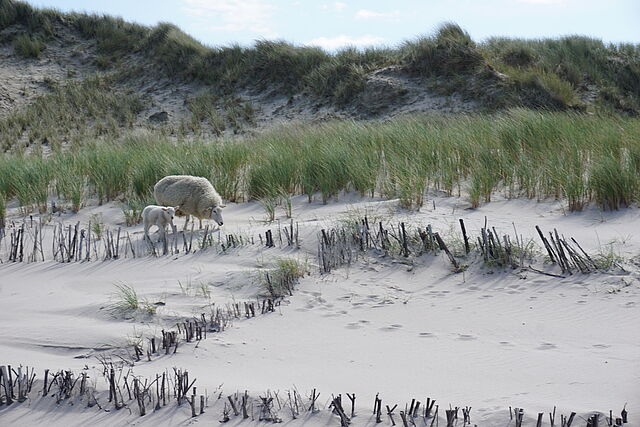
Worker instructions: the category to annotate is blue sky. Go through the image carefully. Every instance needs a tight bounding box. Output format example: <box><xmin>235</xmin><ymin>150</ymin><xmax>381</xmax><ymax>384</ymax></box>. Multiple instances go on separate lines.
<box><xmin>29</xmin><ymin>0</ymin><xmax>640</xmax><ymax>50</ymax></box>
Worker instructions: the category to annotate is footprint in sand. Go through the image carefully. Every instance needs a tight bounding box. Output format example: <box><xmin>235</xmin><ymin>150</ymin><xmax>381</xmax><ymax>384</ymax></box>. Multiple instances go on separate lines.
<box><xmin>576</xmin><ymin>300</ymin><xmax>587</xmax><ymax>304</ymax></box>
<box><xmin>345</xmin><ymin>322</ymin><xmax>363</xmax><ymax>330</ymax></box>
<box><xmin>301</xmin><ymin>291</ymin><xmax>322</xmax><ymax>297</ymax></box>
<box><xmin>321</xmin><ymin>313</ymin><xmax>342</xmax><ymax>318</ymax></box>
<box><xmin>499</xmin><ymin>341</ymin><xmax>514</xmax><ymax>346</ymax></box>
<box><xmin>537</xmin><ymin>342</ymin><xmax>557</xmax><ymax>350</ymax></box>
<box><xmin>419</xmin><ymin>332</ymin><xmax>435</xmax><ymax>338</ymax></box>
<box><xmin>480</xmin><ymin>294</ymin><xmax>494</xmax><ymax>299</ymax></box>
<box><xmin>592</xmin><ymin>344</ymin><xmax>611</xmax><ymax>349</ymax></box>
<box><xmin>457</xmin><ymin>334</ymin><xmax>476</xmax><ymax>341</ymax></box>
<box><xmin>379</xmin><ymin>324</ymin><xmax>403</xmax><ymax>332</ymax></box>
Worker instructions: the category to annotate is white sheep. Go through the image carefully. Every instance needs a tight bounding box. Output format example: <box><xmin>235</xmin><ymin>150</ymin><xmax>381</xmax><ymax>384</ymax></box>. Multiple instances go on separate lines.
<box><xmin>153</xmin><ymin>175</ymin><xmax>225</xmax><ymax>230</ymax></box>
<box><xmin>142</xmin><ymin>205</ymin><xmax>177</xmax><ymax>241</ymax></box>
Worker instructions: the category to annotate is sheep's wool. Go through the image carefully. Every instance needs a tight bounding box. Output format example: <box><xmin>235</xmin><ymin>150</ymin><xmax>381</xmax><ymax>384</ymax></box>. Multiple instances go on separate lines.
<box><xmin>154</xmin><ymin>175</ymin><xmax>223</xmax><ymax>220</ymax></box>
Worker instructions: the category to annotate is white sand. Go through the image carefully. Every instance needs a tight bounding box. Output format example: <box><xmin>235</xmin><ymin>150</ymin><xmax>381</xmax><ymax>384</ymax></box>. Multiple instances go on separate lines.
<box><xmin>1</xmin><ymin>194</ymin><xmax>638</xmax><ymax>426</ymax></box>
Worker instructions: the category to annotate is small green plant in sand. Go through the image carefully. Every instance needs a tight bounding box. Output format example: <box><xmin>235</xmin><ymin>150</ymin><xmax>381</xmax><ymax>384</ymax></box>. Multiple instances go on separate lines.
<box><xmin>261</xmin><ymin>257</ymin><xmax>308</xmax><ymax>298</ymax></box>
<box><xmin>593</xmin><ymin>243</ymin><xmax>624</xmax><ymax>270</ymax></box>
<box><xmin>108</xmin><ymin>283</ymin><xmax>156</xmax><ymax>315</ymax></box>
<box><xmin>122</xmin><ymin>195</ymin><xmax>151</xmax><ymax>226</ymax></box>
<box><xmin>197</xmin><ymin>282</ymin><xmax>211</xmax><ymax>299</ymax></box>
<box><xmin>260</xmin><ymin>196</ymin><xmax>278</xmax><ymax>222</ymax></box>
<box><xmin>89</xmin><ymin>213</ymin><xmax>105</xmax><ymax>240</ymax></box>
<box><xmin>178</xmin><ymin>278</ymin><xmax>194</xmax><ymax>296</ymax></box>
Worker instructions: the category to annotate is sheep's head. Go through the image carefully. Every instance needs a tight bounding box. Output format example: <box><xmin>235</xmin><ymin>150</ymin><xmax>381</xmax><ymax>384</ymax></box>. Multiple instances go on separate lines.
<box><xmin>209</xmin><ymin>205</ymin><xmax>225</xmax><ymax>226</ymax></box>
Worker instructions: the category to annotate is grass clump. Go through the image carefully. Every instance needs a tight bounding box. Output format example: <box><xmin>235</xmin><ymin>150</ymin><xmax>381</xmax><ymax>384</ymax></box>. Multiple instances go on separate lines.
<box><xmin>589</xmin><ymin>154</ymin><xmax>637</xmax><ymax>210</ymax></box>
<box><xmin>261</xmin><ymin>258</ymin><xmax>308</xmax><ymax>298</ymax></box>
<box><xmin>13</xmin><ymin>33</ymin><xmax>44</xmax><ymax>58</ymax></box>
<box><xmin>122</xmin><ymin>195</ymin><xmax>151</xmax><ymax>226</ymax></box>
<box><xmin>247</xmin><ymin>40</ymin><xmax>329</xmax><ymax>93</ymax></box>
<box><xmin>401</xmin><ymin>23</ymin><xmax>484</xmax><ymax>77</ymax></box>
<box><xmin>108</xmin><ymin>283</ymin><xmax>156</xmax><ymax>316</ymax></box>
<box><xmin>89</xmin><ymin>213</ymin><xmax>105</xmax><ymax>240</ymax></box>
<box><xmin>500</xmin><ymin>45</ymin><xmax>538</xmax><ymax>67</ymax></box>
<box><xmin>187</xmin><ymin>92</ymin><xmax>225</xmax><ymax>135</ymax></box>
<box><xmin>108</xmin><ymin>283</ymin><xmax>139</xmax><ymax>314</ymax></box>
<box><xmin>593</xmin><ymin>244</ymin><xmax>624</xmax><ymax>270</ymax></box>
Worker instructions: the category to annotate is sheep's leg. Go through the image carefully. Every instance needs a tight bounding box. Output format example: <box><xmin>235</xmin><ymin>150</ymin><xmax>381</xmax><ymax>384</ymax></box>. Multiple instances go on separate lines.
<box><xmin>183</xmin><ymin>215</ymin><xmax>190</xmax><ymax>231</ymax></box>
<box><xmin>199</xmin><ymin>218</ymin><xmax>203</xmax><ymax>229</ymax></box>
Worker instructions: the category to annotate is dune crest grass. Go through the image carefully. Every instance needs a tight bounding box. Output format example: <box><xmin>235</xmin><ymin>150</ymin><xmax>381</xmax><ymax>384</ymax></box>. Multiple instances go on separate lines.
<box><xmin>2</xmin><ymin>1</ymin><xmax>638</xmax><ymax>116</ymax></box>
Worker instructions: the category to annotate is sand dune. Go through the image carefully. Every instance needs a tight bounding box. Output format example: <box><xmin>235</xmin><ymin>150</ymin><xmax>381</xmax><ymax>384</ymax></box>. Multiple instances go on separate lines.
<box><xmin>1</xmin><ymin>194</ymin><xmax>638</xmax><ymax>425</ymax></box>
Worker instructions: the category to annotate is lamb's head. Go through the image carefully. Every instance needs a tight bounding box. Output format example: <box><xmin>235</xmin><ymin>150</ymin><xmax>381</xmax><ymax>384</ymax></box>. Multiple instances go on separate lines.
<box><xmin>206</xmin><ymin>205</ymin><xmax>225</xmax><ymax>226</ymax></box>
<box><xmin>161</xmin><ymin>206</ymin><xmax>177</xmax><ymax>224</ymax></box>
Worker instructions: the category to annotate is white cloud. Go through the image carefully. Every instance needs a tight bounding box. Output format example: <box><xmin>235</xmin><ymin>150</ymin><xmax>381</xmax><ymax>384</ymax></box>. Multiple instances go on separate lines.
<box><xmin>354</xmin><ymin>9</ymin><xmax>400</xmax><ymax>21</ymax></box>
<box><xmin>321</xmin><ymin>2</ymin><xmax>348</xmax><ymax>12</ymax></box>
<box><xmin>182</xmin><ymin>0</ymin><xmax>277</xmax><ymax>36</ymax></box>
<box><xmin>333</xmin><ymin>2</ymin><xmax>347</xmax><ymax>12</ymax></box>
<box><xmin>306</xmin><ymin>34</ymin><xmax>385</xmax><ymax>51</ymax></box>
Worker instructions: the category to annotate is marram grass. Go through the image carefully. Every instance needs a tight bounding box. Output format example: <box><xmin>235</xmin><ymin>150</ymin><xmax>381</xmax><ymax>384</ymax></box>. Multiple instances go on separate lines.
<box><xmin>1</xmin><ymin>110</ymin><xmax>639</xmax><ymax>214</ymax></box>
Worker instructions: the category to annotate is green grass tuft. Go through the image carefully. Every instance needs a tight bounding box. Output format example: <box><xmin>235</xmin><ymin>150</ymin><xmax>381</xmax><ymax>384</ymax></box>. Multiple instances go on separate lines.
<box><xmin>13</xmin><ymin>33</ymin><xmax>44</xmax><ymax>58</ymax></box>
<box><xmin>261</xmin><ymin>258</ymin><xmax>308</xmax><ymax>298</ymax></box>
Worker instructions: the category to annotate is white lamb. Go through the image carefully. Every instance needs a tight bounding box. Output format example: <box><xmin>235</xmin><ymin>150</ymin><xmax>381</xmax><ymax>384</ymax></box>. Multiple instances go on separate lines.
<box><xmin>153</xmin><ymin>175</ymin><xmax>225</xmax><ymax>230</ymax></box>
<box><xmin>142</xmin><ymin>205</ymin><xmax>177</xmax><ymax>241</ymax></box>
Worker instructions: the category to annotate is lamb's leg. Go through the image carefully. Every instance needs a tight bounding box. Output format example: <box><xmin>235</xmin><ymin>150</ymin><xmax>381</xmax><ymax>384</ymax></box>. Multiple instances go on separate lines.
<box><xmin>144</xmin><ymin>223</ymin><xmax>151</xmax><ymax>241</ymax></box>
<box><xmin>199</xmin><ymin>218</ymin><xmax>203</xmax><ymax>229</ymax></box>
<box><xmin>183</xmin><ymin>215</ymin><xmax>190</xmax><ymax>231</ymax></box>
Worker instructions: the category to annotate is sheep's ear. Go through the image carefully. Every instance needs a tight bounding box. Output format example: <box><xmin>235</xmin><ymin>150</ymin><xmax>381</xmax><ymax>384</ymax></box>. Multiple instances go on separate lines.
<box><xmin>174</xmin><ymin>206</ymin><xmax>180</xmax><ymax>211</ymax></box>
<box><xmin>162</xmin><ymin>207</ymin><xmax>168</xmax><ymax>211</ymax></box>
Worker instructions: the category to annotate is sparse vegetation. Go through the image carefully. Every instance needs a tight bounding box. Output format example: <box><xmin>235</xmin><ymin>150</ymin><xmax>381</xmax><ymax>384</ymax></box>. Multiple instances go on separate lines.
<box><xmin>593</xmin><ymin>244</ymin><xmax>625</xmax><ymax>270</ymax></box>
<box><xmin>122</xmin><ymin>195</ymin><xmax>150</xmax><ymax>226</ymax></box>
<box><xmin>0</xmin><ymin>75</ymin><xmax>146</xmax><ymax>151</ymax></box>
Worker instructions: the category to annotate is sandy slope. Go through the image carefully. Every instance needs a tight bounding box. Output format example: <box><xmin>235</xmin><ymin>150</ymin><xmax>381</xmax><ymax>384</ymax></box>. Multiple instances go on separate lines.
<box><xmin>0</xmin><ymin>194</ymin><xmax>638</xmax><ymax>426</ymax></box>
